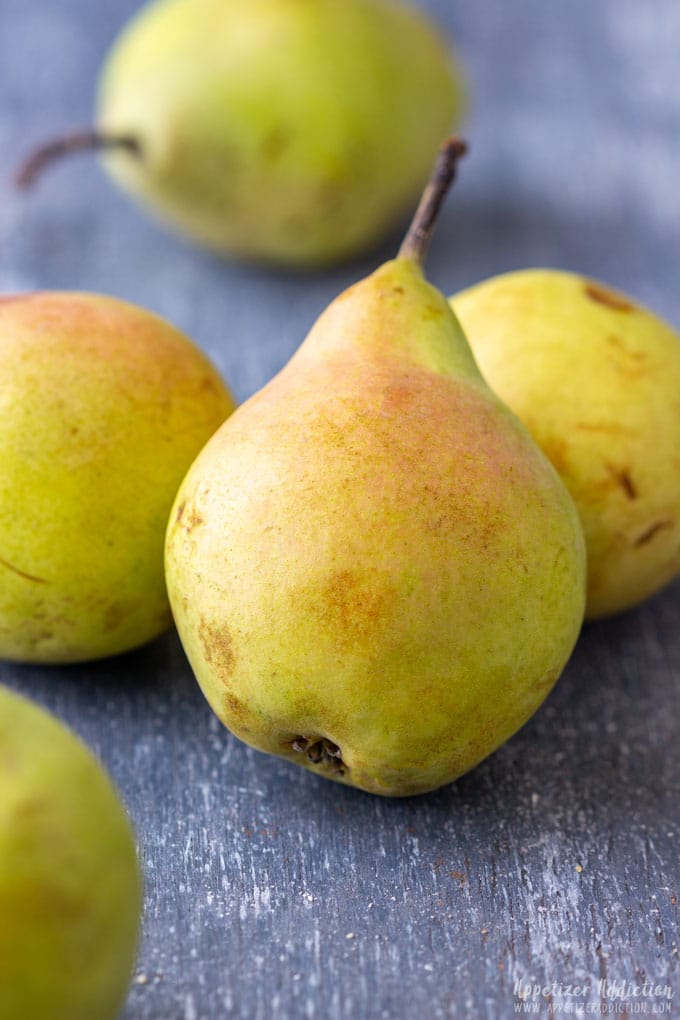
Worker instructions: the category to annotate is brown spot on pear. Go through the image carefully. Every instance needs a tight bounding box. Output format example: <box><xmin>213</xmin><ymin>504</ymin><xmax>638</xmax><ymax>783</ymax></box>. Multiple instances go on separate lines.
<box><xmin>584</xmin><ymin>282</ymin><xmax>634</xmax><ymax>312</ymax></box>
<box><xmin>198</xmin><ymin>618</ymin><xmax>236</xmax><ymax>680</ymax></box>
<box><xmin>185</xmin><ymin>506</ymin><xmax>204</xmax><ymax>532</ymax></box>
<box><xmin>634</xmin><ymin>520</ymin><xmax>673</xmax><ymax>547</ymax></box>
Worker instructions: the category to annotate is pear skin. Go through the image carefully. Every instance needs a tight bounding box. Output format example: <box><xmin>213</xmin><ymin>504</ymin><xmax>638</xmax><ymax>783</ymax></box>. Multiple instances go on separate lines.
<box><xmin>0</xmin><ymin>685</ymin><xmax>141</xmax><ymax>1020</ymax></box>
<box><xmin>451</xmin><ymin>270</ymin><xmax>680</xmax><ymax>618</ymax></box>
<box><xmin>94</xmin><ymin>0</ymin><xmax>464</xmax><ymax>266</ymax></box>
<box><xmin>165</xmin><ymin>144</ymin><xmax>586</xmax><ymax>796</ymax></box>
<box><xmin>0</xmin><ymin>292</ymin><xmax>234</xmax><ymax>663</ymax></box>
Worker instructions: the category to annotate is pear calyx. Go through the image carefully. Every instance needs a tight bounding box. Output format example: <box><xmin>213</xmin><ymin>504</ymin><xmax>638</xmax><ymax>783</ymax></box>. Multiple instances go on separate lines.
<box><xmin>291</xmin><ymin>737</ymin><xmax>346</xmax><ymax>777</ymax></box>
<box><xmin>15</xmin><ymin>129</ymin><xmax>142</xmax><ymax>189</ymax></box>
<box><xmin>398</xmin><ymin>136</ymin><xmax>467</xmax><ymax>265</ymax></box>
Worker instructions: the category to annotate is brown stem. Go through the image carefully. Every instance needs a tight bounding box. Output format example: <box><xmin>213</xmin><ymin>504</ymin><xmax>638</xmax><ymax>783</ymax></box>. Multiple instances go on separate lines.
<box><xmin>14</xmin><ymin>129</ymin><xmax>142</xmax><ymax>189</ymax></box>
<box><xmin>398</xmin><ymin>136</ymin><xmax>467</xmax><ymax>265</ymax></box>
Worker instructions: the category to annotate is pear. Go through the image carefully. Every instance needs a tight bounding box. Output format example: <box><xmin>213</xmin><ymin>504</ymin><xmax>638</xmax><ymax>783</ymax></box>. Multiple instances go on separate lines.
<box><xmin>0</xmin><ymin>292</ymin><xmax>234</xmax><ymax>664</ymax></box>
<box><xmin>165</xmin><ymin>140</ymin><xmax>586</xmax><ymax>797</ymax></box>
<box><xmin>0</xmin><ymin>684</ymin><xmax>141</xmax><ymax>1020</ymax></box>
<box><xmin>17</xmin><ymin>0</ymin><xmax>464</xmax><ymax>268</ymax></box>
<box><xmin>451</xmin><ymin>270</ymin><xmax>680</xmax><ymax>618</ymax></box>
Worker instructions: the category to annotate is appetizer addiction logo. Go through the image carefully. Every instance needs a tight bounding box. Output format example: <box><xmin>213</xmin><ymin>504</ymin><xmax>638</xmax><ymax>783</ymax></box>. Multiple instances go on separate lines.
<box><xmin>512</xmin><ymin>977</ymin><xmax>674</xmax><ymax>1014</ymax></box>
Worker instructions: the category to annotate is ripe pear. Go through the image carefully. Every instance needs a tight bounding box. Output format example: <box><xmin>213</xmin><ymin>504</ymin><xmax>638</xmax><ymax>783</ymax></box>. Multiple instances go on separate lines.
<box><xmin>165</xmin><ymin>141</ymin><xmax>586</xmax><ymax>797</ymax></box>
<box><xmin>0</xmin><ymin>684</ymin><xmax>142</xmax><ymax>1020</ymax></box>
<box><xmin>0</xmin><ymin>292</ymin><xmax>234</xmax><ymax>664</ymax></box>
<box><xmin>451</xmin><ymin>270</ymin><xmax>680</xmax><ymax>618</ymax></box>
<box><xmin>18</xmin><ymin>0</ymin><xmax>464</xmax><ymax>267</ymax></box>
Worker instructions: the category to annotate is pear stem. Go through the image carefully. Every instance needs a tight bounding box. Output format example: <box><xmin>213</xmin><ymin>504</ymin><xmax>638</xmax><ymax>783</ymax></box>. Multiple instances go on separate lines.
<box><xmin>398</xmin><ymin>137</ymin><xmax>467</xmax><ymax>266</ymax></box>
<box><xmin>14</xmin><ymin>130</ymin><xmax>142</xmax><ymax>189</ymax></box>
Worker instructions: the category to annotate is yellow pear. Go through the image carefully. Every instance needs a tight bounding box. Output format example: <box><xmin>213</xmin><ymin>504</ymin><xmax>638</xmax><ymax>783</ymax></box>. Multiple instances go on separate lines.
<box><xmin>0</xmin><ymin>684</ymin><xmax>142</xmax><ymax>1020</ymax></box>
<box><xmin>0</xmin><ymin>292</ymin><xmax>234</xmax><ymax>663</ymax></box>
<box><xmin>451</xmin><ymin>269</ymin><xmax>680</xmax><ymax>618</ymax></box>
<box><xmin>165</xmin><ymin>141</ymin><xmax>586</xmax><ymax>797</ymax></box>
<box><xmin>19</xmin><ymin>0</ymin><xmax>464</xmax><ymax>268</ymax></box>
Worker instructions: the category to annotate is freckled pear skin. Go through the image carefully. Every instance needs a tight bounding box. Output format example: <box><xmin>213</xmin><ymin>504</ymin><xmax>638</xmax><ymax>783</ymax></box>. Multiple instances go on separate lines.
<box><xmin>165</xmin><ymin>144</ymin><xmax>586</xmax><ymax>795</ymax></box>
<box><xmin>96</xmin><ymin>0</ymin><xmax>464</xmax><ymax>266</ymax></box>
<box><xmin>0</xmin><ymin>292</ymin><xmax>234</xmax><ymax>664</ymax></box>
<box><xmin>0</xmin><ymin>685</ymin><xmax>142</xmax><ymax>1020</ymax></box>
<box><xmin>451</xmin><ymin>270</ymin><xmax>680</xmax><ymax>618</ymax></box>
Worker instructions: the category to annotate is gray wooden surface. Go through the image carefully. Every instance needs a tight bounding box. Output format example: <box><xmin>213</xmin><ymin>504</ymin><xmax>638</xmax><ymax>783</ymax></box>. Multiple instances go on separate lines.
<box><xmin>1</xmin><ymin>1</ymin><xmax>679</xmax><ymax>1017</ymax></box>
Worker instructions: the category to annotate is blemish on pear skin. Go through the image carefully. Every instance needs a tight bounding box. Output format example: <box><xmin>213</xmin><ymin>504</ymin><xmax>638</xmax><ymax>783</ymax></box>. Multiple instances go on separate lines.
<box><xmin>185</xmin><ymin>506</ymin><xmax>204</xmax><ymax>532</ymax></box>
<box><xmin>529</xmin><ymin>667</ymin><xmax>560</xmax><ymax>696</ymax></box>
<box><xmin>198</xmin><ymin>617</ymin><xmax>236</xmax><ymax>678</ymax></box>
<box><xmin>104</xmin><ymin>603</ymin><xmax>125</xmax><ymax>632</ymax></box>
<box><xmin>607</xmin><ymin>466</ymin><xmax>637</xmax><ymax>500</ymax></box>
<box><xmin>224</xmin><ymin>691</ymin><xmax>248</xmax><ymax>725</ymax></box>
<box><xmin>175</xmin><ymin>500</ymin><xmax>203</xmax><ymax>532</ymax></box>
<box><xmin>0</xmin><ymin>555</ymin><xmax>47</xmax><ymax>584</ymax></box>
<box><xmin>607</xmin><ymin>334</ymin><xmax>646</xmax><ymax>360</ymax></box>
<box><xmin>15</xmin><ymin>797</ymin><xmax>49</xmax><ymax>821</ymax></box>
<box><xmin>422</xmin><ymin>304</ymin><xmax>444</xmax><ymax>321</ymax></box>
<box><xmin>584</xmin><ymin>283</ymin><xmax>633</xmax><ymax>313</ymax></box>
<box><xmin>634</xmin><ymin>520</ymin><xmax>673</xmax><ymax>547</ymax></box>
<box><xmin>261</xmin><ymin>128</ymin><xmax>289</xmax><ymax>161</ymax></box>
<box><xmin>319</xmin><ymin>569</ymin><xmax>386</xmax><ymax>643</ymax></box>
<box><xmin>199</xmin><ymin>375</ymin><xmax>222</xmax><ymax>397</ymax></box>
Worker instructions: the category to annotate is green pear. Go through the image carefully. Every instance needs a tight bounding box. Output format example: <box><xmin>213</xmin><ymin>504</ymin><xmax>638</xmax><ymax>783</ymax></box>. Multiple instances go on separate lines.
<box><xmin>451</xmin><ymin>269</ymin><xmax>680</xmax><ymax>618</ymax></box>
<box><xmin>0</xmin><ymin>684</ymin><xmax>142</xmax><ymax>1020</ymax></box>
<box><xmin>19</xmin><ymin>0</ymin><xmax>464</xmax><ymax>268</ymax></box>
<box><xmin>0</xmin><ymin>292</ymin><xmax>234</xmax><ymax>664</ymax></box>
<box><xmin>165</xmin><ymin>141</ymin><xmax>586</xmax><ymax>797</ymax></box>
